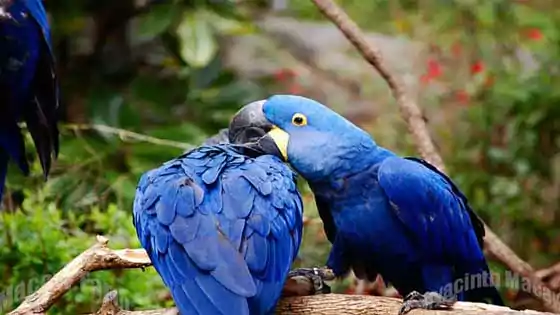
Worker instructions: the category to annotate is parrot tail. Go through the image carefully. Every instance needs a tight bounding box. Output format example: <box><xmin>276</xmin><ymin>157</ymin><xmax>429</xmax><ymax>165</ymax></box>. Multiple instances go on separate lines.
<box><xmin>0</xmin><ymin>149</ymin><xmax>8</xmax><ymax>202</ymax></box>
<box><xmin>464</xmin><ymin>284</ymin><xmax>504</xmax><ymax>306</ymax></box>
<box><xmin>0</xmin><ymin>128</ymin><xmax>30</xmax><ymax>203</ymax></box>
<box><xmin>460</xmin><ymin>265</ymin><xmax>504</xmax><ymax>306</ymax></box>
<box><xmin>23</xmin><ymin>40</ymin><xmax>60</xmax><ymax>180</ymax></box>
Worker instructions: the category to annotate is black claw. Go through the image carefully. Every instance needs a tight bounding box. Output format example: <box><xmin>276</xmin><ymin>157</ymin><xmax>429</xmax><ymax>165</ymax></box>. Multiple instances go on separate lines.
<box><xmin>288</xmin><ymin>267</ymin><xmax>332</xmax><ymax>295</ymax></box>
<box><xmin>398</xmin><ymin>291</ymin><xmax>455</xmax><ymax>315</ymax></box>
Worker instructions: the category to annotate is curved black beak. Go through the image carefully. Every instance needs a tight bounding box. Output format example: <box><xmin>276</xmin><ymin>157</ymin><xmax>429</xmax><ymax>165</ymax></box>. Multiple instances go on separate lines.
<box><xmin>228</xmin><ymin>100</ymin><xmax>271</xmax><ymax>144</ymax></box>
<box><xmin>228</xmin><ymin>100</ymin><xmax>286</xmax><ymax>160</ymax></box>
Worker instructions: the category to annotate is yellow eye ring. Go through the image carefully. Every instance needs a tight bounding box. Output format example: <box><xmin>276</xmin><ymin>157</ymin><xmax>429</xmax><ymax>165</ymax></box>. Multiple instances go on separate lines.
<box><xmin>291</xmin><ymin>113</ymin><xmax>307</xmax><ymax>126</ymax></box>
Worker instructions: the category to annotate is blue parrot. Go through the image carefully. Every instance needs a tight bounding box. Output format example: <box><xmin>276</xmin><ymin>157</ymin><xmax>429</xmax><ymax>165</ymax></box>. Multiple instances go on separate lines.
<box><xmin>0</xmin><ymin>0</ymin><xmax>59</xmax><ymax>201</ymax></box>
<box><xmin>132</xmin><ymin>124</ymin><xmax>304</xmax><ymax>315</ymax></box>
<box><xmin>228</xmin><ymin>95</ymin><xmax>504</xmax><ymax>314</ymax></box>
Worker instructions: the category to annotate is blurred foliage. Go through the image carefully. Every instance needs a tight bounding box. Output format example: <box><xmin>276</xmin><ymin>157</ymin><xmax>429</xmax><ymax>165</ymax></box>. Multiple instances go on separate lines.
<box><xmin>1</xmin><ymin>0</ymin><xmax>559</xmax><ymax>313</ymax></box>
<box><xmin>7</xmin><ymin>0</ymin><xmax>267</xmax><ymax>212</ymax></box>
<box><xmin>2</xmin><ymin>0</ymin><xmax>268</xmax><ymax>313</ymax></box>
<box><xmin>0</xmin><ymin>201</ymin><xmax>167</xmax><ymax>314</ymax></box>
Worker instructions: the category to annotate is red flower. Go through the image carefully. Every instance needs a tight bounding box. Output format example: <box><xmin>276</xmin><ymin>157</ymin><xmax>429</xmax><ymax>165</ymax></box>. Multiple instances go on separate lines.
<box><xmin>455</xmin><ymin>90</ymin><xmax>470</xmax><ymax>104</ymax></box>
<box><xmin>427</xmin><ymin>59</ymin><xmax>442</xmax><ymax>78</ymax></box>
<box><xmin>420</xmin><ymin>59</ymin><xmax>442</xmax><ymax>84</ymax></box>
<box><xmin>470</xmin><ymin>61</ymin><xmax>484</xmax><ymax>75</ymax></box>
<box><xmin>526</xmin><ymin>28</ymin><xmax>543</xmax><ymax>41</ymax></box>
<box><xmin>273</xmin><ymin>68</ymin><xmax>296</xmax><ymax>81</ymax></box>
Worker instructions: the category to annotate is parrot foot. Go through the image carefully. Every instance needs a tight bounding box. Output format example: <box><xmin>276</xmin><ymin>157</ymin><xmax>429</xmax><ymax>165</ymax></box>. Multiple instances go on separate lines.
<box><xmin>398</xmin><ymin>291</ymin><xmax>455</xmax><ymax>315</ymax></box>
<box><xmin>288</xmin><ymin>267</ymin><xmax>332</xmax><ymax>295</ymax></box>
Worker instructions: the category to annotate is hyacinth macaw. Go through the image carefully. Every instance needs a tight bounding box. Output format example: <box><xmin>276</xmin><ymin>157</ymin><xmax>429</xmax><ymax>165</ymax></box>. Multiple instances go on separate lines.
<box><xmin>132</xmin><ymin>125</ymin><xmax>305</xmax><ymax>315</ymax></box>
<box><xmin>228</xmin><ymin>95</ymin><xmax>504</xmax><ymax>314</ymax></box>
<box><xmin>0</xmin><ymin>0</ymin><xmax>60</xmax><ymax>201</ymax></box>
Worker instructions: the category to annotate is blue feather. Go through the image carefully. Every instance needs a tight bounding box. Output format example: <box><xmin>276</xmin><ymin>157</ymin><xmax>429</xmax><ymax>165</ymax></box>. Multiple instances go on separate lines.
<box><xmin>245</xmin><ymin>233</ymin><xmax>268</xmax><ymax>273</ymax></box>
<box><xmin>133</xmin><ymin>144</ymin><xmax>303</xmax><ymax>315</ymax></box>
<box><xmin>169</xmin><ymin>214</ymin><xmax>200</xmax><ymax>243</ymax></box>
<box><xmin>0</xmin><ymin>151</ymin><xmax>9</xmax><ymax>200</ymax></box>
<box><xmin>0</xmin><ymin>0</ymin><xmax>59</xmax><ymax>202</ymax></box>
<box><xmin>193</xmin><ymin>275</ymin><xmax>250</xmax><ymax>315</ymax></box>
<box><xmin>174</xmin><ymin>185</ymin><xmax>195</xmax><ymax>217</ymax></box>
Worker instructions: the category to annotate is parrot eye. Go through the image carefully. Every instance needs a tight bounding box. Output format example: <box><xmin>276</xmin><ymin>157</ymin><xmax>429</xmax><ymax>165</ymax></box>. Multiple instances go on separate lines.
<box><xmin>291</xmin><ymin>113</ymin><xmax>307</xmax><ymax>126</ymax></box>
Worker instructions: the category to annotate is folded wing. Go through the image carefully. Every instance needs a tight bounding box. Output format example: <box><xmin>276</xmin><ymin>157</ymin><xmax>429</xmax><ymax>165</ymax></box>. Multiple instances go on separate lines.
<box><xmin>133</xmin><ymin>146</ymin><xmax>303</xmax><ymax>315</ymax></box>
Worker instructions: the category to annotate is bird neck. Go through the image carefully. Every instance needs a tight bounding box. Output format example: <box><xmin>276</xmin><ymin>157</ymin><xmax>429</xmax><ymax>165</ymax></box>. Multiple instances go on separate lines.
<box><xmin>306</xmin><ymin>141</ymin><xmax>395</xmax><ymax>191</ymax></box>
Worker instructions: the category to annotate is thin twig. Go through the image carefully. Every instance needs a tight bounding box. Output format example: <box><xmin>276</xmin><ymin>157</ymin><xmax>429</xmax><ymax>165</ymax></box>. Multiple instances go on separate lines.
<box><xmin>309</xmin><ymin>0</ymin><xmax>560</xmax><ymax>313</ymax></box>
<box><xmin>310</xmin><ymin>0</ymin><xmax>444</xmax><ymax>170</ymax></box>
<box><xmin>62</xmin><ymin>124</ymin><xmax>194</xmax><ymax>150</ymax></box>
<box><xmin>536</xmin><ymin>263</ymin><xmax>560</xmax><ymax>292</ymax></box>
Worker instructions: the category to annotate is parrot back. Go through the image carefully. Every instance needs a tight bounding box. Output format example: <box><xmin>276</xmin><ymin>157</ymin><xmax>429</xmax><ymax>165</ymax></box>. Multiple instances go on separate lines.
<box><xmin>133</xmin><ymin>145</ymin><xmax>304</xmax><ymax>315</ymax></box>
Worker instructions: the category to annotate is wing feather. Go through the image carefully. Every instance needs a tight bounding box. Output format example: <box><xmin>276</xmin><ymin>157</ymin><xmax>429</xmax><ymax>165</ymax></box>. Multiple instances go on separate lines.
<box><xmin>133</xmin><ymin>146</ymin><xmax>303</xmax><ymax>315</ymax></box>
<box><xmin>24</xmin><ymin>0</ymin><xmax>60</xmax><ymax>179</ymax></box>
<box><xmin>377</xmin><ymin>157</ymin><xmax>484</xmax><ymax>265</ymax></box>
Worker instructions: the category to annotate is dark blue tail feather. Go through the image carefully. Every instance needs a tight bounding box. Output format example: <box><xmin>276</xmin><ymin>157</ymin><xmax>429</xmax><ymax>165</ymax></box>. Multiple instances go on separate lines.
<box><xmin>0</xmin><ymin>0</ymin><xmax>59</xmax><ymax>203</ymax></box>
<box><xmin>0</xmin><ymin>150</ymin><xmax>8</xmax><ymax>202</ymax></box>
<box><xmin>457</xmin><ymin>265</ymin><xmax>504</xmax><ymax>306</ymax></box>
<box><xmin>464</xmin><ymin>284</ymin><xmax>504</xmax><ymax>306</ymax></box>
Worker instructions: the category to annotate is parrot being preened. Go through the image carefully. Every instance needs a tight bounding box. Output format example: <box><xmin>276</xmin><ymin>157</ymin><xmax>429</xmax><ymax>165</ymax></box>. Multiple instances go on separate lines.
<box><xmin>132</xmin><ymin>120</ymin><xmax>305</xmax><ymax>315</ymax></box>
<box><xmin>0</xmin><ymin>0</ymin><xmax>60</xmax><ymax>201</ymax></box>
<box><xmin>228</xmin><ymin>95</ymin><xmax>504</xmax><ymax>314</ymax></box>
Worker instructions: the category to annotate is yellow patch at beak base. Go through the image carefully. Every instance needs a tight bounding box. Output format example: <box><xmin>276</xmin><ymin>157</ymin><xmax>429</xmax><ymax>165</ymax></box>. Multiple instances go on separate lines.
<box><xmin>267</xmin><ymin>126</ymin><xmax>289</xmax><ymax>161</ymax></box>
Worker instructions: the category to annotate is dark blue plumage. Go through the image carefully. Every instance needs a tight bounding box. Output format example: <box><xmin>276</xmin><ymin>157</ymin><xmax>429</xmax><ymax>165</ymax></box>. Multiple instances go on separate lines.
<box><xmin>0</xmin><ymin>0</ymin><xmax>59</xmax><ymax>200</ymax></box>
<box><xmin>229</xmin><ymin>95</ymin><xmax>504</xmax><ymax>312</ymax></box>
<box><xmin>313</xmin><ymin>156</ymin><xmax>501</xmax><ymax>304</ymax></box>
<box><xmin>133</xmin><ymin>144</ymin><xmax>303</xmax><ymax>315</ymax></box>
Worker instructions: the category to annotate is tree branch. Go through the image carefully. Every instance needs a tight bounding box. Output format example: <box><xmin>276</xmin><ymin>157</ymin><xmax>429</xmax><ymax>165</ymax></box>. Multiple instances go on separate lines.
<box><xmin>19</xmin><ymin>122</ymin><xmax>197</xmax><ymax>150</ymax></box>
<box><xmin>309</xmin><ymin>0</ymin><xmax>560</xmax><ymax>313</ymax></box>
<box><xmin>8</xmin><ymin>236</ymin><xmax>555</xmax><ymax>315</ymax></box>
<box><xmin>276</xmin><ymin>295</ymin><xmax>555</xmax><ymax>315</ymax></box>
<box><xmin>536</xmin><ymin>263</ymin><xmax>560</xmax><ymax>292</ymax></box>
<box><xmin>7</xmin><ymin>235</ymin><xmax>151</xmax><ymax>315</ymax></box>
<box><xmin>62</xmin><ymin>124</ymin><xmax>195</xmax><ymax>150</ymax></box>
<box><xmin>93</xmin><ymin>291</ymin><xmax>176</xmax><ymax>315</ymax></box>
<box><xmin>310</xmin><ymin>0</ymin><xmax>443</xmax><ymax>170</ymax></box>
<box><xmin>7</xmin><ymin>236</ymin><xmax>326</xmax><ymax>315</ymax></box>
<box><xmin>90</xmin><ymin>290</ymin><xmax>555</xmax><ymax>315</ymax></box>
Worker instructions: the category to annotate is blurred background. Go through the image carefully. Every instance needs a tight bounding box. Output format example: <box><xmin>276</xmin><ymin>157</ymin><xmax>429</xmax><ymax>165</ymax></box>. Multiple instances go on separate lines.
<box><xmin>1</xmin><ymin>0</ymin><xmax>559</xmax><ymax>313</ymax></box>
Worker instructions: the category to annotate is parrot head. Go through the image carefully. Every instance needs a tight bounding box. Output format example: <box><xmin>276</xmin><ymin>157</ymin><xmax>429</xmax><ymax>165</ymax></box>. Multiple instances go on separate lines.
<box><xmin>229</xmin><ymin>95</ymin><xmax>376</xmax><ymax>182</ymax></box>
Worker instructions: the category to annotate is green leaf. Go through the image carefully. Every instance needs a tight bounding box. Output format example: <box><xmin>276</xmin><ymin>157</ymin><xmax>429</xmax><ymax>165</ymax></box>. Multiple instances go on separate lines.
<box><xmin>203</xmin><ymin>10</ymin><xmax>255</xmax><ymax>36</ymax></box>
<box><xmin>513</xmin><ymin>5</ymin><xmax>554</xmax><ymax>28</ymax></box>
<box><xmin>136</xmin><ymin>3</ymin><xmax>178</xmax><ymax>40</ymax></box>
<box><xmin>473</xmin><ymin>2</ymin><xmax>495</xmax><ymax>28</ymax></box>
<box><xmin>175</xmin><ymin>11</ymin><xmax>218</xmax><ymax>68</ymax></box>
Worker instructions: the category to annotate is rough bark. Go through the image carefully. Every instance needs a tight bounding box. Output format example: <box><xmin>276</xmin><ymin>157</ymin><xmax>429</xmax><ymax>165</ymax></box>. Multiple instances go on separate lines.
<box><xmin>91</xmin><ymin>290</ymin><xmax>556</xmax><ymax>315</ymax></box>
<box><xmin>7</xmin><ymin>236</ymin><xmax>151</xmax><ymax>315</ymax></box>
<box><xmin>276</xmin><ymin>294</ymin><xmax>555</xmax><ymax>315</ymax></box>
<box><xmin>8</xmin><ymin>237</ymin><xmax>554</xmax><ymax>315</ymax></box>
